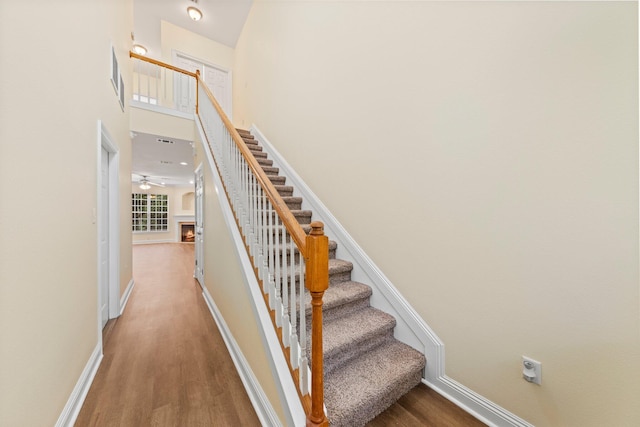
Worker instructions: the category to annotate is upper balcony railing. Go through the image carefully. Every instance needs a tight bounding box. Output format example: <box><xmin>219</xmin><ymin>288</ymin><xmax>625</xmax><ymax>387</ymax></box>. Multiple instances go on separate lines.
<box><xmin>129</xmin><ymin>51</ymin><xmax>329</xmax><ymax>427</ymax></box>
<box><xmin>130</xmin><ymin>52</ymin><xmax>198</xmax><ymax>117</ymax></box>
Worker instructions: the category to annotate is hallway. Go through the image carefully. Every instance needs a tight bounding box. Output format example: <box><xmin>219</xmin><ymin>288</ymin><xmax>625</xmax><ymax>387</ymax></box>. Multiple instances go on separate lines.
<box><xmin>76</xmin><ymin>243</ymin><xmax>260</xmax><ymax>426</ymax></box>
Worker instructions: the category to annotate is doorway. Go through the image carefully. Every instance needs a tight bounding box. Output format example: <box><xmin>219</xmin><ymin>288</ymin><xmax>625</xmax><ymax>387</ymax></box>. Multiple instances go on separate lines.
<box><xmin>99</xmin><ymin>146</ymin><xmax>110</xmax><ymax>328</ymax></box>
<box><xmin>98</xmin><ymin>121</ymin><xmax>120</xmax><ymax>331</ymax></box>
<box><xmin>173</xmin><ymin>51</ymin><xmax>232</xmax><ymax>119</ymax></box>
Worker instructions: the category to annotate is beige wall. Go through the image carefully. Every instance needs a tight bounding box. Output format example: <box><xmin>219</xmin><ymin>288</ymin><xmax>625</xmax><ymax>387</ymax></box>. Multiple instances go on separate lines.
<box><xmin>131</xmin><ymin>107</ymin><xmax>196</xmax><ymax>141</ymax></box>
<box><xmin>131</xmin><ymin>185</ymin><xmax>195</xmax><ymax>243</ymax></box>
<box><xmin>194</xmin><ymin>130</ymin><xmax>287</xmax><ymax>423</ymax></box>
<box><xmin>0</xmin><ymin>1</ymin><xmax>133</xmax><ymax>425</ymax></box>
<box><xmin>160</xmin><ymin>20</ymin><xmax>234</xmax><ymax>69</ymax></box>
<box><xmin>233</xmin><ymin>1</ymin><xmax>639</xmax><ymax>426</ymax></box>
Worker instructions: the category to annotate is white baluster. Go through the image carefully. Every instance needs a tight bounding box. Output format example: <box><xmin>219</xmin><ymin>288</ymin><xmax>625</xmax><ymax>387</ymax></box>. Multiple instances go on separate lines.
<box><xmin>299</xmin><ymin>258</ymin><xmax>308</xmax><ymax>395</ymax></box>
<box><xmin>282</xmin><ymin>225</ymin><xmax>290</xmax><ymax>347</ymax></box>
<box><xmin>274</xmin><ymin>216</ymin><xmax>282</xmax><ymax>328</ymax></box>
<box><xmin>268</xmin><ymin>203</ymin><xmax>276</xmax><ymax>310</ymax></box>
<box><xmin>290</xmin><ymin>237</ymin><xmax>299</xmax><ymax>368</ymax></box>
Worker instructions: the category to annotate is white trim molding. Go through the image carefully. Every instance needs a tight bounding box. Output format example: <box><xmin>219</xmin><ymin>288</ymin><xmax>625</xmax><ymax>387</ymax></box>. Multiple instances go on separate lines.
<box><xmin>97</xmin><ymin>121</ymin><xmax>121</xmax><ymax>321</ymax></box>
<box><xmin>55</xmin><ymin>343</ymin><xmax>102</xmax><ymax>427</ymax></box>
<box><xmin>249</xmin><ymin>124</ymin><xmax>533</xmax><ymax>427</ymax></box>
<box><xmin>120</xmin><ymin>278</ymin><xmax>135</xmax><ymax>316</ymax></box>
<box><xmin>132</xmin><ymin>239</ymin><xmax>175</xmax><ymax>245</ymax></box>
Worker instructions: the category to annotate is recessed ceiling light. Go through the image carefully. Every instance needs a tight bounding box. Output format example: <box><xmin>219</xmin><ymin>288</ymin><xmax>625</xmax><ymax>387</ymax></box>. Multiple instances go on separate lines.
<box><xmin>132</xmin><ymin>44</ymin><xmax>147</xmax><ymax>56</ymax></box>
<box><xmin>187</xmin><ymin>6</ymin><xmax>202</xmax><ymax>21</ymax></box>
<box><xmin>180</xmin><ymin>162</ymin><xmax>188</xmax><ymax>166</ymax></box>
<box><xmin>189</xmin><ymin>180</ymin><xmax>195</xmax><ymax>184</ymax></box>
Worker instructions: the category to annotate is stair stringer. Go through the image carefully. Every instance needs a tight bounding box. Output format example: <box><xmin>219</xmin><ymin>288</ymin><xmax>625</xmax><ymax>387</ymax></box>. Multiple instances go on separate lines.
<box><xmin>250</xmin><ymin>124</ymin><xmax>534</xmax><ymax>427</ymax></box>
<box><xmin>196</xmin><ymin>120</ymin><xmax>307</xmax><ymax>427</ymax></box>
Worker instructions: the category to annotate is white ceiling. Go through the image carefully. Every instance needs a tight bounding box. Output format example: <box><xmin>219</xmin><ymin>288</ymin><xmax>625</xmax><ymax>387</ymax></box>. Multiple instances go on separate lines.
<box><xmin>131</xmin><ymin>0</ymin><xmax>252</xmax><ymax>187</ymax></box>
<box><xmin>131</xmin><ymin>132</ymin><xmax>195</xmax><ymax>187</ymax></box>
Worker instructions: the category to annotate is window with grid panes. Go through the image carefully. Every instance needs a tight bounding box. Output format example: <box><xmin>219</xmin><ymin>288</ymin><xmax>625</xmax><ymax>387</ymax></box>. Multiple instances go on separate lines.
<box><xmin>132</xmin><ymin>193</ymin><xmax>168</xmax><ymax>232</ymax></box>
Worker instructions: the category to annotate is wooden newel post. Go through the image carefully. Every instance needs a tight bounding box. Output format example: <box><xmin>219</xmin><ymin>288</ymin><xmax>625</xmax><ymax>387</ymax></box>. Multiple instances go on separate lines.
<box><xmin>306</xmin><ymin>221</ymin><xmax>329</xmax><ymax>427</ymax></box>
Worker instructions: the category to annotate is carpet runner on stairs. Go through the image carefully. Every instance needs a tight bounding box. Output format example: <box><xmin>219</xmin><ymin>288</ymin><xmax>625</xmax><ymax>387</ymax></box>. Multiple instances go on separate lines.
<box><xmin>236</xmin><ymin>128</ymin><xmax>426</xmax><ymax>427</ymax></box>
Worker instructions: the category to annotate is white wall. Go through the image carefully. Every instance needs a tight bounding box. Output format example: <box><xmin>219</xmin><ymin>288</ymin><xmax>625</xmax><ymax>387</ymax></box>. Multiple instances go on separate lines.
<box><xmin>0</xmin><ymin>0</ymin><xmax>133</xmax><ymax>425</ymax></box>
<box><xmin>233</xmin><ymin>1</ymin><xmax>639</xmax><ymax>426</ymax></box>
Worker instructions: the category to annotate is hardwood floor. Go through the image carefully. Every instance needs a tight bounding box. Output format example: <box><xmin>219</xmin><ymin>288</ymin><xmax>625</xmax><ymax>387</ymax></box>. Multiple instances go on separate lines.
<box><xmin>77</xmin><ymin>243</ymin><xmax>485</xmax><ymax>427</ymax></box>
<box><xmin>75</xmin><ymin>243</ymin><xmax>260</xmax><ymax>427</ymax></box>
<box><xmin>368</xmin><ymin>383</ymin><xmax>487</xmax><ymax>427</ymax></box>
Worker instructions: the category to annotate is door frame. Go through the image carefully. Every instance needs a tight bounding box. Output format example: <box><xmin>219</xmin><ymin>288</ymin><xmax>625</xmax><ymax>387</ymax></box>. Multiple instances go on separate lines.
<box><xmin>172</xmin><ymin>50</ymin><xmax>233</xmax><ymax>120</ymax></box>
<box><xmin>97</xmin><ymin>121</ymin><xmax>121</xmax><ymax>331</ymax></box>
<box><xmin>194</xmin><ymin>163</ymin><xmax>204</xmax><ymax>285</ymax></box>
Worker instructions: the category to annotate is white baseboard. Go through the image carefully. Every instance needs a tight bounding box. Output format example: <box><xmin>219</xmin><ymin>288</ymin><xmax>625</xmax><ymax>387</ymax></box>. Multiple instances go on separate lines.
<box><xmin>120</xmin><ymin>278</ymin><xmax>135</xmax><ymax>316</ymax></box>
<box><xmin>424</xmin><ymin>377</ymin><xmax>535</xmax><ymax>427</ymax></box>
<box><xmin>132</xmin><ymin>239</ymin><xmax>174</xmax><ymax>245</ymax></box>
<box><xmin>55</xmin><ymin>343</ymin><xmax>103</xmax><ymax>427</ymax></box>
<box><xmin>201</xmin><ymin>287</ymin><xmax>284</xmax><ymax>427</ymax></box>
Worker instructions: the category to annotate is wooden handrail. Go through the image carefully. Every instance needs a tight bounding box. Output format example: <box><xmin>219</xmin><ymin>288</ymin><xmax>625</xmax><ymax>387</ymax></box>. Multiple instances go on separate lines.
<box><xmin>129</xmin><ymin>51</ymin><xmax>197</xmax><ymax>77</ymax></box>
<box><xmin>196</xmin><ymin>75</ymin><xmax>308</xmax><ymax>252</ymax></box>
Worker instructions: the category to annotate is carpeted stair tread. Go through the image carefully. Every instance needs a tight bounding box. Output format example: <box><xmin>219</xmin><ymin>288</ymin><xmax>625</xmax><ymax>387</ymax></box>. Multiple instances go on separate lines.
<box><xmin>262</xmin><ymin>166</ymin><xmax>280</xmax><ymax>175</ymax></box>
<box><xmin>313</xmin><ymin>308</ymin><xmax>396</xmax><ymax>374</ymax></box>
<box><xmin>292</xmin><ymin>210</ymin><xmax>312</xmax><ymax>225</ymax></box>
<box><xmin>257</xmin><ymin>158</ymin><xmax>274</xmax><ymax>167</ymax></box>
<box><xmin>328</xmin><ymin>258</ymin><xmax>353</xmax><ymax>285</ymax></box>
<box><xmin>243</xmin><ymin>137</ymin><xmax>259</xmax><ymax>145</ymax></box>
<box><xmin>328</xmin><ymin>258</ymin><xmax>352</xmax><ymax>276</ymax></box>
<box><xmin>268</xmin><ymin>175</ymin><xmax>286</xmax><ymax>185</ymax></box>
<box><xmin>251</xmin><ymin>150</ymin><xmax>268</xmax><ymax>159</ymax></box>
<box><xmin>324</xmin><ymin>339</ymin><xmax>426</xmax><ymax>427</ymax></box>
<box><xmin>315</xmin><ymin>281</ymin><xmax>371</xmax><ymax>315</ymax></box>
<box><xmin>236</xmin><ymin>128</ymin><xmax>252</xmax><ymax>137</ymax></box>
<box><xmin>274</xmin><ymin>185</ymin><xmax>294</xmax><ymax>197</ymax></box>
<box><xmin>297</xmin><ymin>281</ymin><xmax>372</xmax><ymax>335</ymax></box>
<box><xmin>282</xmin><ymin>258</ymin><xmax>352</xmax><ymax>286</ymax></box>
<box><xmin>282</xmin><ymin>196</ymin><xmax>303</xmax><ymax>210</ymax></box>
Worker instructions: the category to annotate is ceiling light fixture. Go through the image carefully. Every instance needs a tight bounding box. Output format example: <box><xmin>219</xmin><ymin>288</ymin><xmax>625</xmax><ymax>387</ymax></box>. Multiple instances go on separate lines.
<box><xmin>139</xmin><ymin>183</ymin><xmax>151</xmax><ymax>190</ymax></box>
<box><xmin>180</xmin><ymin>162</ymin><xmax>188</xmax><ymax>166</ymax></box>
<box><xmin>132</xmin><ymin>44</ymin><xmax>147</xmax><ymax>56</ymax></box>
<box><xmin>187</xmin><ymin>6</ymin><xmax>202</xmax><ymax>21</ymax></box>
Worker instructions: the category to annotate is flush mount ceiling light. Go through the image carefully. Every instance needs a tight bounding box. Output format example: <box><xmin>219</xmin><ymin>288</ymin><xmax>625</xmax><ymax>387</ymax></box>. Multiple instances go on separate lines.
<box><xmin>132</xmin><ymin>44</ymin><xmax>147</xmax><ymax>56</ymax></box>
<box><xmin>187</xmin><ymin>6</ymin><xmax>202</xmax><ymax>21</ymax></box>
<box><xmin>139</xmin><ymin>182</ymin><xmax>151</xmax><ymax>190</ymax></box>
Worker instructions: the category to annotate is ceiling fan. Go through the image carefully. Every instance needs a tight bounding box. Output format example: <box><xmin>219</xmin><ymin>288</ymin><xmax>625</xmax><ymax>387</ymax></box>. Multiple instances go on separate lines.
<box><xmin>134</xmin><ymin>174</ymin><xmax>165</xmax><ymax>190</ymax></box>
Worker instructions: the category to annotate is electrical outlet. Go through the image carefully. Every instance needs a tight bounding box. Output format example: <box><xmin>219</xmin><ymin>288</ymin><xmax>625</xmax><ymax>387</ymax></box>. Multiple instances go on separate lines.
<box><xmin>522</xmin><ymin>356</ymin><xmax>542</xmax><ymax>385</ymax></box>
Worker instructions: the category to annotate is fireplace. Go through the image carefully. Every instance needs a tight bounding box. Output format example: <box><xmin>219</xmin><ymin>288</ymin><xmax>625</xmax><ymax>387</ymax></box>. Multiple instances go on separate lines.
<box><xmin>180</xmin><ymin>222</ymin><xmax>195</xmax><ymax>243</ymax></box>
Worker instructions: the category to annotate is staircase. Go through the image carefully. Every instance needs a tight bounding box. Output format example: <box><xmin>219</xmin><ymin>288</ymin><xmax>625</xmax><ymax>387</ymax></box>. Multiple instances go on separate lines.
<box><xmin>236</xmin><ymin>129</ymin><xmax>426</xmax><ymax>426</ymax></box>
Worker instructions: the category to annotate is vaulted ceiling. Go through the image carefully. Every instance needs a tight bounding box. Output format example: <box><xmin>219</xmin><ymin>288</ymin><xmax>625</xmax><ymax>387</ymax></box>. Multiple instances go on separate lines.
<box><xmin>133</xmin><ymin>0</ymin><xmax>252</xmax><ymax>54</ymax></box>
